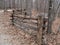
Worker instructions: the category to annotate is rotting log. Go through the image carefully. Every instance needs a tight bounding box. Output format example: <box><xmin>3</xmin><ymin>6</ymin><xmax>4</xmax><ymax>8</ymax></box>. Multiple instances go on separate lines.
<box><xmin>37</xmin><ymin>16</ymin><xmax>43</xmax><ymax>45</ymax></box>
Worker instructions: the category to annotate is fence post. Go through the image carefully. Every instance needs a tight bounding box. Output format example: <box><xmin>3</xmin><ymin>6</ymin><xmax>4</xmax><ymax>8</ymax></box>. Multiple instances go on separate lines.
<box><xmin>37</xmin><ymin>16</ymin><xmax>43</xmax><ymax>45</ymax></box>
<box><xmin>10</xmin><ymin>10</ymin><xmax>15</xmax><ymax>25</ymax></box>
